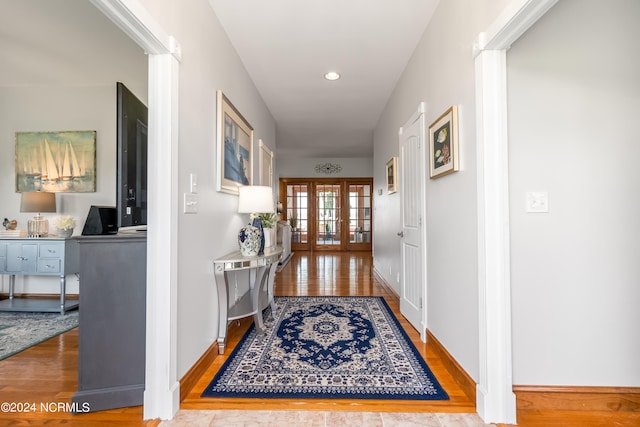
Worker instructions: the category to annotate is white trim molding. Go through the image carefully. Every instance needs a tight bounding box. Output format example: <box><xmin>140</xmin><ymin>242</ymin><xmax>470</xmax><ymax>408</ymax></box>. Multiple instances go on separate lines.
<box><xmin>143</xmin><ymin>51</ymin><xmax>181</xmax><ymax>421</ymax></box>
<box><xmin>473</xmin><ymin>0</ymin><xmax>559</xmax><ymax>424</ymax></box>
<box><xmin>91</xmin><ymin>0</ymin><xmax>181</xmax><ymax>420</ymax></box>
<box><xmin>474</xmin><ymin>47</ymin><xmax>516</xmax><ymax>424</ymax></box>
<box><xmin>90</xmin><ymin>0</ymin><xmax>182</xmax><ymax>60</ymax></box>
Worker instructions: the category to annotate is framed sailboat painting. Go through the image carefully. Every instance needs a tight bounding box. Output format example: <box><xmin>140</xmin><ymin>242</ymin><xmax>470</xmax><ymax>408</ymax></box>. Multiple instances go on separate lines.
<box><xmin>15</xmin><ymin>130</ymin><xmax>97</xmax><ymax>193</ymax></box>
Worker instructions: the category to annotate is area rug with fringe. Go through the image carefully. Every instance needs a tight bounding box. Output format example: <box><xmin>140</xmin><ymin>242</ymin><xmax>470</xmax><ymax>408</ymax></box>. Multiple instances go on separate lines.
<box><xmin>0</xmin><ymin>310</ymin><xmax>79</xmax><ymax>360</ymax></box>
<box><xmin>202</xmin><ymin>296</ymin><xmax>449</xmax><ymax>400</ymax></box>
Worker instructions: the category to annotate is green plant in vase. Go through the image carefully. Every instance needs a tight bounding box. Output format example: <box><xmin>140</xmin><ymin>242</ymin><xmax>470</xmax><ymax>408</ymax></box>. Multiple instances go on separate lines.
<box><xmin>289</xmin><ymin>213</ymin><xmax>298</xmax><ymax>230</ymax></box>
<box><xmin>251</xmin><ymin>212</ymin><xmax>277</xmax><ymax>250</ymax></box>
<box><xmin>256</xmin><ymin>212</ymin><xmax>276</xmax><ymax>228</ymax></box>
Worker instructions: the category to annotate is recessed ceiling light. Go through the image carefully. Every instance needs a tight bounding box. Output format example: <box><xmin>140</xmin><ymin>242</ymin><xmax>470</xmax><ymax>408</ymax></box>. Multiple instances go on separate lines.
<box><xmin>324</xmin><ymin>71</ymin><xmax>341</xmax><ymax>81</ymax></box>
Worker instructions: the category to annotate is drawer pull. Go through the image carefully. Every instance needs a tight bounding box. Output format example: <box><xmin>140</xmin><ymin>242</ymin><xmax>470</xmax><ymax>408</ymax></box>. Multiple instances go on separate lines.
<box><xmin>16</xmin><ymin>256</ymin><xmax>28</xmax><ymax>261</ymax></box>
<box><xmin>45</xmin><ymin>264</ymin><xmax>55</xmax><ymax>269</ymax></box>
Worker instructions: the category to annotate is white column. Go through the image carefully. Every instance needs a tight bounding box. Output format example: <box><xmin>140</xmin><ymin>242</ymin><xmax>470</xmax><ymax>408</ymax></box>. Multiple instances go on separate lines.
<box><xmin>143</xmin><ymin>51</ymin><xmax>180</xmax><ymax>420</ymax></box>
<box><xmin>474</xmin><ymin>48</ymin><xmax>517</xmax><ymax>424</ymax></box>
<box><xmin>473</xmin><ymin>2</ymin><xmax>560</xmax><ymax>422</ymax></box>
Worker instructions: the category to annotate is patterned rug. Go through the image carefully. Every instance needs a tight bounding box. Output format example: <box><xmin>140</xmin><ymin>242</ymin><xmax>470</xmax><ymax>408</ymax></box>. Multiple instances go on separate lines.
<box><xmin>202</xmin><ymin>296</ymin><xmax>448</xmax><ymax>400</ymax></box>
<box><xmin>0</xmin><ymin>310</ymin><xmax>79</xmax><ymax>360</ymax></box>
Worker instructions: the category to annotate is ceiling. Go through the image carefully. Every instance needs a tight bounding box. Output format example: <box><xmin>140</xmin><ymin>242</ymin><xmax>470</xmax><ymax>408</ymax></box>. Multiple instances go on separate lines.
<box><xmin>208</xmin><ymin>0</ymin><xmax>440</xmax><ymax>158</ymax></box>
<box><xmin>1</xmin><ymin>0</ymin><xmax>439</xmax><ymax>159</ymax></box>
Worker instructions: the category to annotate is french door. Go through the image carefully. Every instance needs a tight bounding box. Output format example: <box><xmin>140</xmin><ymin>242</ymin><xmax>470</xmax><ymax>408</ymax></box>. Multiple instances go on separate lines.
<box><xmin>280</xmin><ymin>178</ymin><xmax>372</xmax><ymax>252</ymax></box>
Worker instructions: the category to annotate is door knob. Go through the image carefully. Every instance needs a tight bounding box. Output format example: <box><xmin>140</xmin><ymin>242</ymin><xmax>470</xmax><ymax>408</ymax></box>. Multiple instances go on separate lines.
<box><xmin>397</xmin><ymin>231</ymin><xmax>404</xmax><ymax>237</ymax></box>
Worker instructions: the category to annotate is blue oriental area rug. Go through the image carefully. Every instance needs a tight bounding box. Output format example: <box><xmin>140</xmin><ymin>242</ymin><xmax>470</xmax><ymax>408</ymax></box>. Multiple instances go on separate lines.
<box><xmin>202</xmin><ymin>296</ymin><xmax>449</xmax><ymax>400</ymax></box>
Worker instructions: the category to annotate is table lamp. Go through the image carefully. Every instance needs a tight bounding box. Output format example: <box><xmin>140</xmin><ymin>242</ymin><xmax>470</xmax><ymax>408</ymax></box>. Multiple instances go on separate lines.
<box><xmin>238</xmin><ymin>185</ymin><xmax>274</xmax><ymax>256</ymax></box>
<box><xmin>21</xmin><ymin>191</ymin><xmax>56</xmax><ymax>238</ymax></box>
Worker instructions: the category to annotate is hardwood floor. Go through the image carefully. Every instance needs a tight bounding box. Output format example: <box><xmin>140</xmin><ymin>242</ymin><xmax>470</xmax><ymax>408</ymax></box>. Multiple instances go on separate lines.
<box><xmin>0</xmin><ymin>251</ymin><xmax>637</xmax><ymax>426</ymax></box>
<box><xmin>0</xmin><ymin>326</ymin><xmax>156</xmax><ymax>426</ymax></box>
<box><xmin>181</xmin><ymin>251</ymin><xmax>475</xmax><ymax>414</ymax></box>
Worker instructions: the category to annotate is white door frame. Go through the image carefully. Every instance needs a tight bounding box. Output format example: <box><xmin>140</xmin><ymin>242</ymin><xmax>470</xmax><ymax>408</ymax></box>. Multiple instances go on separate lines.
<box><xmin>258</xmin><ymin>139</ymin><xmax>274</xmax><ymax>187</ymax></box>
<box><xmin>473</xmin><ymin>0</ymin><xmax>559</xmax><ymax>423</ymax></box>
<box><xmin>90</xmin><ymin>0</ymin><xmax>181</xmax><ymax>420</ymax></box>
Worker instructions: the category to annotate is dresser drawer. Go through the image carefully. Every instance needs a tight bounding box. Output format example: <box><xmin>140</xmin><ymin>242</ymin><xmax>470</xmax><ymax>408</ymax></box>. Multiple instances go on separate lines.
<box><xmin>38</xmin><ymin>258</ymin><xmax>61</xmax><ymax>274</ymax></box>
<box><xmin>0</xmin><ymin>244</ymin><xmax>6</xmax><ymax>257</ymax></box>
<box><xmin>7</xmin><ymin>244</ymin><xmax>38</xmax><ymax>273</ymax></box>
<box><xmin>39</xmin><ymin>243</ymin><xmax>64</xmax><ymax>258</ymax></box>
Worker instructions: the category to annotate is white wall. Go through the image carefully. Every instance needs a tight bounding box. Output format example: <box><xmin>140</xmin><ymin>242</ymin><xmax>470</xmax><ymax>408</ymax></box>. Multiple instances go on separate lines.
<box><xmin>508</xmin><ymin>0</ymin><xmax>640</xmax><ymax>386</ymax></box>
<box><xmin>135</xmin><ymin>0</ymin><xmax>277</xmax><ymax>377</ymax></box>
<box><xmin>277</xmin><ymin>156</ymin><xmax>372</xmax><ymax>178</ymax></box>
<box><xmin>0</xmin><ymin>0</ymin><xmax>147</xmax><ymax>296</ymax></box>
<box><xmin>372</xmin><ymin>0</ymin><xmax>511</xmax><ymax>382</ymax></box>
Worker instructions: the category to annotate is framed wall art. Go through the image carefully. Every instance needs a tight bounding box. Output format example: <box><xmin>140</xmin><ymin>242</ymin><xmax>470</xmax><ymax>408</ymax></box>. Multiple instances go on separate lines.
<box><xmin>15</xmin><ymin>130</ymin><xmax>97</xmax><ymax>192</ymax></box>
<box><xmin>216</xmin><ymin>90</ymin><xmax>254</xmax><ymax>195</ymax></box>
<box><xmin>386</xmin><ymin>157</ymin><xmax>397</xmax><ymax>194</ymax></box>
<box><xmin>429</xmin><ymin>105</ymin><xmax>459</xmax><ymax>179</ymax></box>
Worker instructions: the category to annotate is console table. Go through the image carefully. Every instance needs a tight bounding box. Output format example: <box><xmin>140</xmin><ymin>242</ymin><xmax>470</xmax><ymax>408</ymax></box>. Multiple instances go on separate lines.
<box><xmin>0</xmin><ymin>237</ymin><xmax>79</xmax><ymax>314</ymax></box>
<box><xmin>213</xmin><ymin>246</ymin><xmax>283</xmax><ymax>354</ymax></box>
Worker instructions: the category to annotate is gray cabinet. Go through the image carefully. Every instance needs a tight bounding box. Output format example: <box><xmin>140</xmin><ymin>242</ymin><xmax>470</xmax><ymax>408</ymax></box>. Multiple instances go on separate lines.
<box><xmin>0</xmin><ymin>238</ymin><xmax>79</xmax><ymax>314</ymax></box>
<box><xmin>72</xmin><ymin>234</ymin><xmax>146</xmax><ymax>413</ymax></box>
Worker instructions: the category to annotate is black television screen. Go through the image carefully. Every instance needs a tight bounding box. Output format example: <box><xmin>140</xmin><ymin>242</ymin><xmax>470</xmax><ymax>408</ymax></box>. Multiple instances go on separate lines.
<box><xmin>116</xmin><ymin>82</ymin><xmax>148</xmax><ymax>231</ymax></box>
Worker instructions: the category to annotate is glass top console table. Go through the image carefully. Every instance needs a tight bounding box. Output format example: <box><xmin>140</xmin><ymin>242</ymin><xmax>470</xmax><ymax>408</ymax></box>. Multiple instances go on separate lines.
<box><xmin>213</xmin><ymin>246</ymin><xmax>283</xmax><ymax>354</ymax></box>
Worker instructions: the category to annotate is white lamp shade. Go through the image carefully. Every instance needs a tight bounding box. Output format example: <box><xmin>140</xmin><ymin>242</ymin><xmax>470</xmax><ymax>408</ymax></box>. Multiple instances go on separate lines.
<box><xmin>20</xmin><ymin>192</ymin><xmax>56</xmax><ymax>213</ymax></box>
<box><xmin>238</xmin><ymin>186</ymin><xmax>274</xmax><ymax>213</ymax></box>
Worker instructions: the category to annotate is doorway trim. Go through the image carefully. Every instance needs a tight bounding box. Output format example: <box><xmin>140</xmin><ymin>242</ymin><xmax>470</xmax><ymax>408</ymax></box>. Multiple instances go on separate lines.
<box><xmin>473</xmin><ymin>0</ymin><xmax>559</xmax><ymax>424</ymax></box>
<box><xmin>258</xmin><ymin>139</ymin><xmax>274</xmax><ymax>187</ymax></box>
<box><xmin>91</xmin><ymin>0</ymin><xmax>181</xmax><ymax>420</ymax></box>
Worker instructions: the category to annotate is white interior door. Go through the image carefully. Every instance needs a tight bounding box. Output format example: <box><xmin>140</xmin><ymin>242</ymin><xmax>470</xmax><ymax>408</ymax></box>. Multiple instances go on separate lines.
<box><xmin>399</xmin><ymin>104</ymin><xmax>427</xmax><ymax>342</ymax></box>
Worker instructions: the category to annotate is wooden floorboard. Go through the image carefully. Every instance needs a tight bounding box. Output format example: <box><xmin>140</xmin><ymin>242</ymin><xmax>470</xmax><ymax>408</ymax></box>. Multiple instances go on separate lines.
<box><xmin>0</xmin><ymin>328</ymin><xmax>158</xmax><ymax>426</ymax></box>
<box><xmin>0</xmin><ymin>251</ymin><xmax>637</xmax><ymax>426</ymax></box>
<box><xmin>182</xmin><ymin>251</ymin><xmax>473</xmax><ymax>413</ymax></box>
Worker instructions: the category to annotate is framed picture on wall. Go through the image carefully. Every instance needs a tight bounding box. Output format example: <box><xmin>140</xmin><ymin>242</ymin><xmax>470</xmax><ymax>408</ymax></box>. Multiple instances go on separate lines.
<box><xmin>386</xmin><ymin>157</ymin><xmax>397</xmax><ymax>194</ymax></box>
<box><xmin>429</xmin><ymin>105</ymin><xmax>459</xmax><ymax>179</ymax></box>
<box><xmin>15</xmin><ymin>130</ymin><xmax>97</xmax><ymax>193</ymax></box>
<box><xmin>216</xmin><ymin>90</ymin><xmax>254</xmax><ymax>195</ymax></box>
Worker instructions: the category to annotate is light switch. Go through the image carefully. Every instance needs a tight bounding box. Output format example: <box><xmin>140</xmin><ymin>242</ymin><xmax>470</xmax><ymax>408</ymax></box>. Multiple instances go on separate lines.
<box><xmin>184</xmin><ymin>193</ymin><xmax>198</xmax><ymax>214</ymax></box>
<box><xmin>189</xmin><ymin>173</ymin><xmax>198</xmax><ymax>193</ymax></box>
<box><xmin>526</xmin><ymin>191</ymin><xmax>548</xmax><ymax>213</ymax></box>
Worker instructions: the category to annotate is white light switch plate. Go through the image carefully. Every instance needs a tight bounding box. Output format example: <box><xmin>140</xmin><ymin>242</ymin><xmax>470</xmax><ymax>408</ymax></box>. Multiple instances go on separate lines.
<box><xmin>184</xmin><ymin>193</ymin><xmax>198</xmax><ymax>214</ymax></box>
<box><xmin>526</xmin><ymin>191</ymin><xmax>548</xmax><ymax>213</ymax></box>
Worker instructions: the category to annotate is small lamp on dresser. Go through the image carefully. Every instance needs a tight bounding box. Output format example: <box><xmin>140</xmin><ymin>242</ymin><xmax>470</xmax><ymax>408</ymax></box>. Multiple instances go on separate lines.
<box><xmin>20</xmin><ymin>191</ymin><xmax>56</xmax><ymax>238</ymax></box>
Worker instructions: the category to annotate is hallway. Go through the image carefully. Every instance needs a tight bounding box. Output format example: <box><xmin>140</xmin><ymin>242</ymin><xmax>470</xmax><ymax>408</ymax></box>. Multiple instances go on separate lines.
<box><xmin>176</xmin><ymin>251</ymin><xmax>485</xmax><ymax>425</ymax></box>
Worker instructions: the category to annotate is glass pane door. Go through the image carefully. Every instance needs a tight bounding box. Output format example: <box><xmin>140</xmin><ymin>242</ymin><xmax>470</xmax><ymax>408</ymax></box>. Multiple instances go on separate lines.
<box><xmin>286</xmin><ymin>184</ymin><xmax>308</xmax><ymax>248</ymax></box>
<box><xmin>315</xmin><ymin>184</ymin><xmax>341</xmax><ymax>249</ymax></box>
<box><xmin>280</xmin><ymin>178</ymin><xmax>372</xmax><ymax>252</ymax></box>
<box><xmin>346</xmin><ymin>183</ymin><xmax>372</xmax><ymax>250</ymax></box>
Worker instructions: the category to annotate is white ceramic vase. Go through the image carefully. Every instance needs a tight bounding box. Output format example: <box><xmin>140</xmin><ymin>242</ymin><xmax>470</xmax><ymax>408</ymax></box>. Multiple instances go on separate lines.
<box><xmin>238</xmin><ymin>224</ymin><xmax>261</xmax><ymax>256</ymax></box>
<box><xmin>57</xmin><ymin>228</ymin><xmax>73</xmax><ymax>238</ymax></box>
<box><xmin>263</xmin><ymin>227</ymin><xmax>276</xmax><ymax>250</ymax></box>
